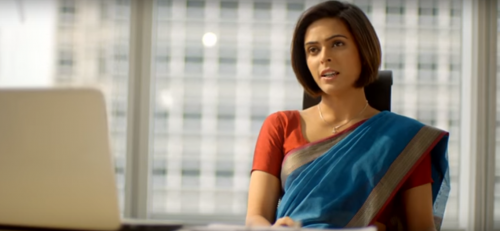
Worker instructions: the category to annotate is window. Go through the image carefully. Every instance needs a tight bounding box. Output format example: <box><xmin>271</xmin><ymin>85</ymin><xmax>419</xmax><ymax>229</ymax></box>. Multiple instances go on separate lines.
<box><xmin>58</xmin><ymin>49</ymin><xmax>74</xmax><ymax>76</ymax></box>
<box><xmin>417</xmin><ymin>109</ymin><xmax>436</xmax><ymax>126</ymax></box>
<box><xmin>417</xmin><ymin>52</ymin><xmax>438</xmax><ymax>82</ymax></box>
<box><xmin>286</xmin><ymin>2</ymin><xmax>304</xmax><ymax>21</ymax></box>
<box><xmin>218</xmin><ymin>47</ymin><xmax>237</xmax><ymax>74</ymax></box>
<box><xmin>215</xmin><ymin>162</ymin><xmax>234</xmax><ymax>188</ymax></box>
<box><xmin>252</xmin><ymin>22</ymin><xmax>271</xmax><ymax>43</ymax></box>
<box><xmin>253</xmin><ymin>1</ymin><xmax>271</xmax><ymax>20</ymax></box>
<box><xmin>220</xmin><ymin>1</ymin><xmax>238</xmax><ymax>19</ymax></box>
<box><xmin>251</xmin><ymin>48</ymin><xmax>270</xmax><ymax>75</ymax></box>
<box><xmin>354</xmin><ymin>0</ymin><xmax>372</xmax><ymax>16</ymax></box>
<box><xmin>98</xmin><ymin>48</ymin><xmax>107</xmax><ymax>75</ymax></box>
<box><xmin>155</xmin><ymin>46</ymin><xmax>171</xmax><ymax>76</ymax></box>
<box><xmin>384</xmin><ymin>51</ymin><xmax>405</xmax><ymax>82</ymax></box>
<box><xmin>284</xmin><ymin>81</ymin><xmax>303</xmax><ymax>111</ymax></box>
<box><xmin>219</xmin><ymin>22</ymin><xmax>238</xmax><ymax>44</ymax></box>
<box><xmin>449</xmin><ymin>54</ymin><xmax>461</xmax><ymax>83</ymax></box>
<box><xmin>157</xmin><ymin>0</ymin><xmax>172</xmax><ymax>20</ymax></box>
<box><xmin>59</xmin><ymin>0</ymin><xmax>76</xmax><ymax>23</ymax></box>
<box><xmin>186</xmin><ymin>0</ymin><xmax>204</xmax><ymax>18</ymax></box>
<box><xmin>450</xmin><ymin>0</ymin><xmax>462</xmax><ymax>31</ymax></box>
<box><xmin>151</xmin><ymin>156</ymin><xmax>167</xmax><ymax>197</ymax></box>
<box><xmin>181</xmin><ymin>160</ymin><xmax>200</xmax><ymax>187</ymax></box>
<box><xmin>113</xmin><ymin>44</ymin><xmax>128</xmax><ymax>76</ymax></box>
<box><xmin>100</xmin><ymin>0</ymin><xmax>111</xmax><ymax>21</ymax></box>
<box><xmin>285</xmin><ymin>58</ymin><xmax>294</xmax><ymax>77</ymax></box>
<box><xmin>184</xmin><ymin>46</ymin><xmax>204</xmax><ymax>73</ymax></box>
<box><xmin>185</xmin><ymin>22</ymin><xmax>205</xmax><ymax>43</ymax></box>
<box><xmin>217</xmin><ymin>79</ymin><xmax>236</xmax><ymax>132</ymax></box>
<box><xmin>217</xmin><ymin>107</ymin><xmax>235</xmax><ymax>132</ymax></box>
<box><xmin>418</xmin><ymin>0</ymin><xmax>439</xmax><ymax>25</ymax></box>
<box><xmin>384</xmin><ymin>28</ymin><xmax>405</xmax><ymax>49</ymax></box>
<box><xmin>385</xmin><ymin>52</ymin><xmax>405</xmax><ymax>70</ymax></box>
<box><xmin>250</xmin><ymin>103</ymin><xmax>268</xmax><ymax>134</ymax></box>
<box><xmin>115</xmin><ymin>0</ymin><xmax>130</xmax><ymax>21</ymax></box>
<box><xmin>386</xmin><ymin>0</ymin><xmax>405</xmax><ymax>24</ymax></box>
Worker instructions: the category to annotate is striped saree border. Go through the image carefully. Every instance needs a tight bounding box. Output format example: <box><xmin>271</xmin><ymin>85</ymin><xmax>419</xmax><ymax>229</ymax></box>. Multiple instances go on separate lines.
<box><xmin>280</xmin><ymin>131</ymin><xmax>352</xmax><ymax>190</ymax></box>
<box><xmin>345</xmin><ymin>125</ymin><xmax>445</xmax><ymax>227</ymax></box>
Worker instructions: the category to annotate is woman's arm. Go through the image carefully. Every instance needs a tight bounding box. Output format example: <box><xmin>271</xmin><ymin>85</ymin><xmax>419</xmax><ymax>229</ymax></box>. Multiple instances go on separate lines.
<box><xmin>246</xmin><ymin>112</ymin><xmax>288</xmax><ymax>226</ymax></box>
<box><xmin>245</xmin><ymin>170</ymin><xmax>282</xmax><ymax>227</ymax></box>
<box><xmin>402</xmin><ymin>183</ymin><xmax>436</xmax><ymax>231</ymax></box>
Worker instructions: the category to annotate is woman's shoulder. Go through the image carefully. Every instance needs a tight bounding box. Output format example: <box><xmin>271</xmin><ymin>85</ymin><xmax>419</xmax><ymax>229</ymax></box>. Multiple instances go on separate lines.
<box><xmin>382</xmin><ymin>111</ymin><xmax>422</xmax><ymax>125</ymax></box>
<box><xmin>380</xmin><ymin>111</ymin><xmax>448</xmax><ymax>133</ymax></box>
<box><xmin>260</xmin><ymin>110</ymin><xmax>303</xmax><ymax>140</ymax></box>
<box><xmin>264</xmin><ymin>110</ymin><xmax>301</xmax><ymax>125</ymax></box>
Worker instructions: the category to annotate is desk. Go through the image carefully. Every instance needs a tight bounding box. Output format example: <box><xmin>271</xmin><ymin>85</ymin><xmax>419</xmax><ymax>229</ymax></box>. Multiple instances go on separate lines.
<box><xmin>0</xmin><ymin>224</ymin><xmax>182</xmax><ymax>231</ymax></box>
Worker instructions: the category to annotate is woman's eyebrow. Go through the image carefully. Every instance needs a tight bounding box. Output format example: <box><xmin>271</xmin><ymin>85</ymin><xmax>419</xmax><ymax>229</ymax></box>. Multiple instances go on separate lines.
<box><xmin>304</xmin><ymin>34</ymin><xmax>347</xmax><ymax>46</ymax></box>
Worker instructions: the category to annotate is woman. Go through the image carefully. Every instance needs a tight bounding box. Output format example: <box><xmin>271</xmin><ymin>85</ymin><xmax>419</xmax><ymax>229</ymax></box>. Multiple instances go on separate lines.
<box><xmin>245</xmin><ymin>1</ymin><xmax>450</xmax><ymax>231</ymax></box>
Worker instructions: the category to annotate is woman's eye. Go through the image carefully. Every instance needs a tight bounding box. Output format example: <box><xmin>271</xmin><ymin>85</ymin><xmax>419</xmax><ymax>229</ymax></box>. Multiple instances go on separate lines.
<box><xmin>333</xmin><ymin>41</ymin><xmax>345</xmax><ymax>47</ymax></box>
<box><xmin>308</xmin><ymin>47</ymin><xmax>319</xmax><ymax>53</ymax></box>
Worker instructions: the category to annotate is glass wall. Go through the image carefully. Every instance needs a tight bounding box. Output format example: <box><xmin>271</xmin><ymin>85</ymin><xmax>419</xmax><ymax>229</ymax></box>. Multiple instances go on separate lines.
<box><xmin>148</xmin><ymin>0</ymin><xmax>463</xmax><ymax>228</ymax></box>
<box><xmin>0</xmin><ymin>0</ymin><xmax>474</xmax><ymax>228</ymax></box>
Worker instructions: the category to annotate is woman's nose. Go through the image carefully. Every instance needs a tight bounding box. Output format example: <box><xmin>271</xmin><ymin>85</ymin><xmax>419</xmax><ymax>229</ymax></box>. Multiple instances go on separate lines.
<box><xmin>320</xmin><ymin>57</ymin><xmax>332</xmax><ymax>64</ymax></box>
<box><xmin>320</xmin><ymin>50</ymin><xmax>332</xmax><ymax>64</ymax></box>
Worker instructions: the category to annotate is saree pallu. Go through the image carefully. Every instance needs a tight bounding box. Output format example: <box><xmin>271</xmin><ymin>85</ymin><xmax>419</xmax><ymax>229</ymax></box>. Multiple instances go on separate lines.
<box><xmin>276</xmin><ymin>111</ymin><xmax>450</xmax><ymax>230</ymax></box>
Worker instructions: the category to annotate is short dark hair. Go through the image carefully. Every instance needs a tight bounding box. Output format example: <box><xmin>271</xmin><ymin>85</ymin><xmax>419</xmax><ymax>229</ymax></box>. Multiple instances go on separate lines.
<box><xmin>291</xmin><ymin>1</ymin><xmax>381</xmax><ymax>97</ymax></box>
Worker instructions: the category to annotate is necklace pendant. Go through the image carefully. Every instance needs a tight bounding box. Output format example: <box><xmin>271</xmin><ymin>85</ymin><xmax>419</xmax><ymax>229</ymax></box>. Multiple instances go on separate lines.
<box><xmin>332</xmin><ymin>127</ymin><xmax>337</xmax><ymax>133</ymax></box>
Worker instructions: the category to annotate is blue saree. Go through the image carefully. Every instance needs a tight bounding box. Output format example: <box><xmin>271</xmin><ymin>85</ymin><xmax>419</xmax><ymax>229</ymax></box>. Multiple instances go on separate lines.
<box><xmin>277</xmin><ymin>111</ymin><xmax>450</xmax><ymax>230</ymax></box>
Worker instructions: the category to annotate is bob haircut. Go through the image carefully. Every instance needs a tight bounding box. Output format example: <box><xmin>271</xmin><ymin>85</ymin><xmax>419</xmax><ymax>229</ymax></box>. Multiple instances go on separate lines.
<box><xmin>291</xmin><ymin>1</ymin><xmax>381</xmax><ymax>97</ymax></box>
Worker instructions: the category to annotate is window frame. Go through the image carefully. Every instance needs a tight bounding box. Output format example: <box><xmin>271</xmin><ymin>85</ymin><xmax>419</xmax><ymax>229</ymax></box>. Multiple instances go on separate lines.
<box><xmin>123</xmin><ymin>0</ymin><xmax>155</xmax><ymax>219</ymax></box>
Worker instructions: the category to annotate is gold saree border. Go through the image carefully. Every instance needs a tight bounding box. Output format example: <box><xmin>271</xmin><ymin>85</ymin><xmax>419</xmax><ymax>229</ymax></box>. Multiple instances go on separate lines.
<box><xmin>280</xmin><ymin>131</ymin><xmax>352</xmax><ymax>190</ymax></box>
<box><xmin>345</xmin><ymin>125</ymin><xmax>446</xmax><ymax>227</ymax></box>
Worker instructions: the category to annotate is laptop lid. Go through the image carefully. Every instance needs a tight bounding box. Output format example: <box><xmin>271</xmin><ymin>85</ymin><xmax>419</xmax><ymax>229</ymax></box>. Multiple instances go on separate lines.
<box><xmin>0</xmin><ymin>88</ymin><xmax>121</xmax><ymax>231</ymax></box>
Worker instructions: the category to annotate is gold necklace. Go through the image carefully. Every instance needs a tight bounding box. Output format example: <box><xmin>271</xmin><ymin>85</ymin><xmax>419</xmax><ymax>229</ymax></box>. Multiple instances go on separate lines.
<box><xmin>318</xmin><ymin>101</ymin><xmax>369</xmax><ymax>133</ymax></box>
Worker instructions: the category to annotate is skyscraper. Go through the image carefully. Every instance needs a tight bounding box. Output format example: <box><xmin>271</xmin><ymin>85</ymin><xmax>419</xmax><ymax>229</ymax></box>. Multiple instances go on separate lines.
<box><xmin>52</xmin><ymin>0</ymin><xmax>462</xmax><ymax>227</ymax></box>
<box><xmin>54</xmin><ymin>0</ymin><xmax>131</xmax><ymax>209</ymax></box>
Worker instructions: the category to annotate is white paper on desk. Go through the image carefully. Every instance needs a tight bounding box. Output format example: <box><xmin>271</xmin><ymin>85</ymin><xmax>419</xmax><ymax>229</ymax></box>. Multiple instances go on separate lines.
<box><xmin>178</xmin><ymin>223</ymin><xmax>377</xmax><ymax>231</ymax></box>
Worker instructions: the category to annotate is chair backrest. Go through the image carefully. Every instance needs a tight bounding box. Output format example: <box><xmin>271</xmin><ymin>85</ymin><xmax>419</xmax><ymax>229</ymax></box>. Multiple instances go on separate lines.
<box><xmin>302</xmin><ymin>70</ymin><xmax>393</xmax><ymax>111</ymax></box>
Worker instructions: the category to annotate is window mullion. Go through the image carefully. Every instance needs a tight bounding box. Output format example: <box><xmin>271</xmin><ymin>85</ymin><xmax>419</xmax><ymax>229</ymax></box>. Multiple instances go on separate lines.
<box><xmin>124</xmin><ymin>0</ymin><xmax>155</xmax><ymax>219</ymax></box>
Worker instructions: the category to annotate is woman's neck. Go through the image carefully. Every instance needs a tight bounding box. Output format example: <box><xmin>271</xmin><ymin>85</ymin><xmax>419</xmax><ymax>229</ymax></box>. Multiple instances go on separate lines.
<box><xmin>318</xmin><ymin>88</ymin><xmax>369</xmax><ymax>124</ymax></box>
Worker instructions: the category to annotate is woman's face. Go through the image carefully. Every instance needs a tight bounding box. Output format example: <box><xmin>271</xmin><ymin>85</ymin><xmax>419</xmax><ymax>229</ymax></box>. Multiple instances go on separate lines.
<box><xmin>304</xmin><ymin>17</ymin><xmax>362</xmax><ymax>95</ymax></box>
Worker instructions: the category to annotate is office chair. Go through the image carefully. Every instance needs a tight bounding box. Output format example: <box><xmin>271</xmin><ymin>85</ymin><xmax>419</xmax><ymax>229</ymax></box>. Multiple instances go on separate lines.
<box><xmin>302</xmin><ymin>70</ymin><xmax>393</xmax><ymax>111</ymax></box>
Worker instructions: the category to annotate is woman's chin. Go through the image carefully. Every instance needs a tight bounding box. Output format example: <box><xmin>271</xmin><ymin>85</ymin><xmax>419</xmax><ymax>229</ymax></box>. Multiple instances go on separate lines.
<box><xmin>320</xmin><ymin>87</ymin><xmax>349</xmax><ymax>96</ymax></box>
<box><xmin>319</xmin><ymin>83</ymin><xmax>359</xmax><ymax>97</ymax></box>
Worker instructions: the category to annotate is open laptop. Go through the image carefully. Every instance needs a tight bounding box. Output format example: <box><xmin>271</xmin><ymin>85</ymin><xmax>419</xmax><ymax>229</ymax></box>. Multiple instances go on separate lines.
<box><xmin>0</xmin><ymin>88</ymin><xmax>182</xmax><ymax>231</ymax></box>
